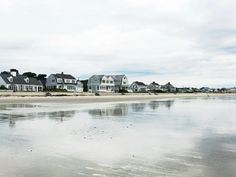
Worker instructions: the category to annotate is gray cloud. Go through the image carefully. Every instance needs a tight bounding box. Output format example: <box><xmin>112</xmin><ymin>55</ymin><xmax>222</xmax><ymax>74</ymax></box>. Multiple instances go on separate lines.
<box><xmin>0</xmin><ymin>0</ymin><xmax>236</xmax><ymax>87</ymax></box>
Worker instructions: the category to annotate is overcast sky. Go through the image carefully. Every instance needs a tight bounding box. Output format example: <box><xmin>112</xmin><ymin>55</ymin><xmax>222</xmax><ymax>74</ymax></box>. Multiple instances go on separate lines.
<box><xmin>0</xmin><ymin>0</ymin><xmax>236</xmax><ymax>87</ymax></box>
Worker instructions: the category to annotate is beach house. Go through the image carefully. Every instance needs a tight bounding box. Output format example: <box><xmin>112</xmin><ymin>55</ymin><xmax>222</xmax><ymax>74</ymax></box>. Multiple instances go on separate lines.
<box><xmin>129</xmin><ymin>81</ymin><xmax>147</xmax><ymax>92</ymax></box>
<box><xmin>0</xmin><ymin>69</ymin><xmax>43</xmax><ymax>92</ymax></box>
<box><xmin>161</xmin><ymin>82</ymin><xmax>176</xmax><ymax>92</ymax></box>
<box><xmin>87</xmin><ymin>75</ymin><xmax>115</xmax><ymax>93</ymax></box>
<box><xmin>111</xmin><ymin>75</ymin><xmax>129</xmax><ymax>92</ymax></box>
<box><xmin>147</xmin><ymin>82</ymin><xmax>161</xmax><ymax>92</ymax></box>
<box><xmin>46</xmin><ymin>72</ymin><xmax>82</xmax><ymax>92</ymax></box>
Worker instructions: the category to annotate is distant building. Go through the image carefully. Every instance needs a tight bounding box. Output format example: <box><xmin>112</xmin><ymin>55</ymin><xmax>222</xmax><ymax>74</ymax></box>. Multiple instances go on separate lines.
<box><xmin>111</xmin><ymin>75</ymin><xmax>129</xmax><ymax>92</ymax></box>
<box><xmin>200</xmin><ymin>87</ymin><xmax>211</xmax><ymax>93</ymax></box>
<box><xmin>129</xmin><ymin>81</ymin><xmax>147</xmax><ymax>92</ymax></box>
<box><xmin>76</xmin><ymin>81</ymin><xmax>84</xmax><ymax>92</ymax></box>
<box><xmin>176</xmin><ymin>87</ymin><xmax>193</xmax><ymax>93</ymax></box>
<box><xmin>87</xmin><ymin>74</ymin><xmax>129</xmax><ymax>93</ymax></box>
<box><xmin>37</xmin><ymin>74</ymin><xmax>47</xmax><ymax>91</ymax></box>
<box><xmin>0</xmin><ymin>69</ymin><xmax>43</xmax><ymax>92</ymax></box>
<box><xmin>46</xmin><ymin>72</ymin><xmax>82</xmax><ymax>92</ymax></box>
<box><xmin>161</xmin><ymin>82</ymin><xmax>176</xmax><ymax>92</ymax></box>
<box><xmin>147</xmin><ymin>82</ymin><xmax>161</xmax><ymax>92</ymax></box>
<box><xmin>87</xmin><ymin>75</ymin><xmax>115</xmax><ymax>93</ymax></box>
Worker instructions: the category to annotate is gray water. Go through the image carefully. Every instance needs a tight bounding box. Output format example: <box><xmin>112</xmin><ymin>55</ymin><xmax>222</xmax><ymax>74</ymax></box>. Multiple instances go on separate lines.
<box><xmin>0</xmin><ymin>96</ymin><xmax>236</xmax><ymax>177</ymax></box>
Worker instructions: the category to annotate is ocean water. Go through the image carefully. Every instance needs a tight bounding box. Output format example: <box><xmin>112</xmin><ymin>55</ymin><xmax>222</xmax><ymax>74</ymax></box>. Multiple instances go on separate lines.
<box><xmin>0</xmin><ymin>96</ymin><xmax>236</xmax><ymax>177</ymax></box>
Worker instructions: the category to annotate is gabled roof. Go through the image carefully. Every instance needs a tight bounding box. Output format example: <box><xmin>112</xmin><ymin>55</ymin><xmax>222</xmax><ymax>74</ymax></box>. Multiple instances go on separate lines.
<box><xmin>0</xmin><ymin>73</ymin><xmax>43</xmax><ymax>86</ymax></box>
<box><xmin>89</xmin><ymin>75</ymin><xmax>105</xmax><ymax>82</ymax></box>
<box><xmin>53</xmin><ymin>74</ymin><xmax>76</xmax><ymax>80</ymax></box>
<box><xmin>163</xmin><ymin>82</ymin><xmax>174</xmax><ymax>88</ymax></box>
<box><xmin>150</xmin><ymin>82</ymin><xmax>159</xmax><ymax>86</ymax></box>
<box><xmin>111</xmin><ymin>75</ymin><xmax>126</xmax><ymax>81</ymax></box>
<box><xmin>133</xmin><ymin>81</ymin><xmax>147</xmax><ymax>86</ymax></box>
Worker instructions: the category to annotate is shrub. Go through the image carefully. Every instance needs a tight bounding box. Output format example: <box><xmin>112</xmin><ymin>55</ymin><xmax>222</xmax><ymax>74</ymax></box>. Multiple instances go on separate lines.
<box><xmin>0</xmin><ymin>85</ymin><xmax>8</xmax><ymax>90</ymax></box>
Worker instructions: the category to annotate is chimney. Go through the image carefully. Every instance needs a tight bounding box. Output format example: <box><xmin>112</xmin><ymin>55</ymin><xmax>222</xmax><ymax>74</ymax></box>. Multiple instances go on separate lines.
<box><xmin>10</xmin><ymin>69</ymin><xmax>19</xmax><ymax>77</ymax></box>
<box><xmin>61</xmin><ymin>72</ymin><xmax>64</xmax><ymax>87</ymax></box>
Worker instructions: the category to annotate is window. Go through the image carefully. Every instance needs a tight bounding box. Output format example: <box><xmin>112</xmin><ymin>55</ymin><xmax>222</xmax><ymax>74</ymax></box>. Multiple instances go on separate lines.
<box><xmin>8</xmin><ymin>76</ymin><xmax>13</xmax><ymax>82</ymax></box>
<box><xmin>24</xmin><ymin>78</ymin><xmax>29</xmax><ymax>83</ymax></box>
<box><xmin>57</xmin><ymin>78</ymin><xmax>63</xmax><ymax>83</ymax></box>
<box><xmin>52</xmin><ymin>79</ymin><xmax>55</xmax><ymax>83</ymax></box>
<box><xmin>110</xmin><ymin>81</ymin><xmax>113</xmax><ymax>84</ymax></box>
<box><xmin>102</xmin><ymin>80</ymin><xmax>105</xmax><ymax>83</ymax></box>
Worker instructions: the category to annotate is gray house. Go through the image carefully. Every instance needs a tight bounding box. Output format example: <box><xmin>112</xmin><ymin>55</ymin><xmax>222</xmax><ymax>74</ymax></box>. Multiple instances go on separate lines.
<box><xmin>46</xmin><ymin>73</ymin><xmax>83</xmax><ymax>92</ymax></box>
<box><xmin>87</xmin><ymin>74</ymin><xmax>129</xmax><ymax>93</ymax></box>
<box><xmin>0</xmin><ymin>69</ymin><xmax>43</xmax><ymax>92</ymax></box>
<box><xmin>111</xmin><ymin>75</ymin><xmax>129</xmax><ymax>92</ymax></box>
<box><xmin>87</xmin><ymin>75</ymin><xmax>115</xmax><ymax>93</ymax></box>
<box><xmin>147</xmin><ymin>82</ymin><xmax>161</xmax><ymax>92</ymax></box>
<box><xmin>161</xmin><ymin>82</ymin><xmax>176</xmax><ymax>92</ymax></box>
<box><xmin>129</xmin><ymin>81</ymin><xmax>147</xmax><ymax>92</ymax></box>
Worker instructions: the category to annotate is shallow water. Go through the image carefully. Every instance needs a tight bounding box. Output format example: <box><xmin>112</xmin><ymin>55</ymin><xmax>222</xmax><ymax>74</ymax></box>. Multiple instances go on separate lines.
<box><xmin>0</xmin><ymin>96</ymin><xmax>236</xmax><ymax>177</ymax></box>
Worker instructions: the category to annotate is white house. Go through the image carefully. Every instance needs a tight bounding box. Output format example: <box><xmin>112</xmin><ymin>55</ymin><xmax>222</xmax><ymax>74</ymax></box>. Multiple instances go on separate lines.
<box><xmin>46</xmin><ymin>73</ymin><xmax>83</xmax><ymax>92</ymax></box>
<box><xmin>129</xmin><ymin>81</ymin><xmax>148</xmax><ymax>92</ymax></box>
<box><xmin>76</xmin><ymin>81</ymin><xmax>84</xmax><ymax>93</ymax></box>
<box><xmin>87</xmin><ymin>75</ymin><xmax>115</xmax><ymax>93</ymax></box>
<box><xmin>0</xmin><ymin>69</ymin><xmax>43</xmax><ymax>92</ymax></box>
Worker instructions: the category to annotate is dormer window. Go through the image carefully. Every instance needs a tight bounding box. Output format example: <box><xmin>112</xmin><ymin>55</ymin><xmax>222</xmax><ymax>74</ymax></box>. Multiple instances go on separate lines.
<box><xmin>24</xmin><ymin>77</ymin><xmax>29</xmax><ymax>83</ymax></box>
<box><xmin>57</xmin><ymin>78</ymin><xmax>63</xmax><ymax>83</ymax></box>
<box><xmin>8</xmin><ymin>76</ymin><xmax>13</xmax><ymax>82</ymax></box>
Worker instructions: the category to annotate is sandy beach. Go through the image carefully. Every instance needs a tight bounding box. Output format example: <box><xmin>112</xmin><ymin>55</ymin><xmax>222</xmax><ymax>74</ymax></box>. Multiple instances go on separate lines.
<box><xmin>0</xmin><ymin>93</ymin><xmax>233</xmax><ymax>104</ymax></box>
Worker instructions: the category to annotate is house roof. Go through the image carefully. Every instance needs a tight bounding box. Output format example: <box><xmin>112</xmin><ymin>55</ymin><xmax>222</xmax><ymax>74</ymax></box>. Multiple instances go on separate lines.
<box><xmin>111</xmin><ymin>75</ymin><xmax>126</xmax><ymax>81</ymax></box>
<box><xmin>163</xmin><ymin>82</ymin><xmax>174</xmax><ymax>88</ymax></box>
<box><xmin>150</xmin><ymin>82</ymin><xmax>159</xmax><ymax>86</ymax></box>
<box><xmin>133</xmin><ymin>81</ymin><xmax>146</xmax><ymax>86</ymax></box>
<box><xmin>53</xmin><ymin>74</ymin><xmax>76</xmax><ymax>80</ymax></box>
<box><xmin>0</xmin><ymin>73</ymin><xmax>43</xmax><ymax>86</ymax></box>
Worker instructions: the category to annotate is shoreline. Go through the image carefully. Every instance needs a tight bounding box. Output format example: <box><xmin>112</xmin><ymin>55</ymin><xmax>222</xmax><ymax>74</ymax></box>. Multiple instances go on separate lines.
<box><xmin>0</xmin><ymin>93</ymin><xmax>235</xmax><ymax>104</ymax></box>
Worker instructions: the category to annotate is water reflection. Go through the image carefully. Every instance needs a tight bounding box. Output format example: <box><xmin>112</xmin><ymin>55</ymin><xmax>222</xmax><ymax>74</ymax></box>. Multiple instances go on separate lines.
<box><xmin>88</xmin><ymin>104</ymin><xmax>128</xmax><ymax>118</ymax></box>
<box><xmin>197</xmin><ymin>133</ymin><xmax>236</xmax><ymax>177</ymax></box>
<box><xmin>131</xmin><ymin>103</ymin><xmax>146</xmax><ymax>112</ymax></box>
<box><xmin>0</xmin><ymin>104</ymin><xmax>41</xmax><ymax>110</ymax></box>
<box><xmin>148</xmin><ymin>100</ymin><xmax>174</xmax><ymax>110</ymax></box>
<box><xmin>0</xmin><ymin>97</ymin><xmax>236</xmax><ymax>177</ymax></box>
<box><xmin>48</xmin><ymin>110</ymin><xmax>76</xmax><ymax>122</ymax></box>
<box><xmin>0</xmin><ymin>110</ymin><xmax>76</xmax><ymax>126</ymax></box>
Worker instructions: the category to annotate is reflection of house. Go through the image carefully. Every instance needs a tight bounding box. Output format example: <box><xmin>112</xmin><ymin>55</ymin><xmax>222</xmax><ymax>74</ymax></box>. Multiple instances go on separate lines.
<box><xmin>46</xmin><ymin>72</ymin><xmax>83</xmax><ymax>92</ymax></box>
<box><xmin>48</xmin><ymin>110</ymin><xmax>76</xmax><ymax>121</ymax></box>
<box><xmin>161</xmin><ymin>82</ymin><xmax>176</xmax><ymax>92</ymax></box>
<box><xmin>149</xmin><ymin>100</ymin><xmax>174</xmax><ymax>110</ymax></box>
<box><xmin>88</xmin><ymin>104</ymin><xmax>128</xmax><ymax>117</ymax></box>
<box><xmin>88</xmin><ymin>75</ymin><xmax>115</xmax><ymax>93</ymax></box>
<box><xmin>0</xmin><ymin>69</ymin><xmax>43</xmax><ymax>92</ymax></box>
<box><xmin>131</xmin><ymin>103</ymin><xmax>146</xmax><ymax>112</ymax></box>
<box><xmin>147</xmin><ymin>82</ymin><xmax>161</xmax><ymax>92</ymax></box>
<box><xmin>129</xmin><ymin>81</ymin><xmax>147</xmax><ymax>92</ymax></box>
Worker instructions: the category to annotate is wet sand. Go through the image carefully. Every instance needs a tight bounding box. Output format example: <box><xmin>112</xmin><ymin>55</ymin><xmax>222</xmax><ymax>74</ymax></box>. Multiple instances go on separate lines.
<box><xmin>0</xmin><ymin>93</ymin><xmax>233</xmax><ymax>104</ymax></box>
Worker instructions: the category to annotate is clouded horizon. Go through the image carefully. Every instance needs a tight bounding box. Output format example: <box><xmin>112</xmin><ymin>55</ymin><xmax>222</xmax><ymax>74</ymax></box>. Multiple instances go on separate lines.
<box><xmin>0</xmin><ymin>0</ymin><xmax>236</xmax><ymax>87</ymax></box>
